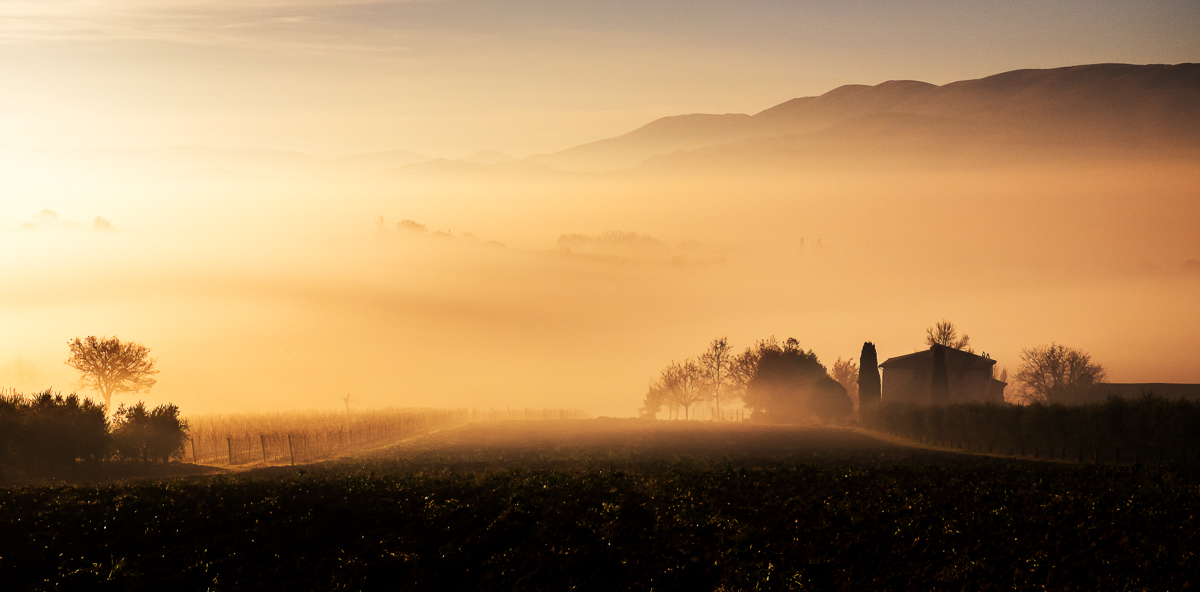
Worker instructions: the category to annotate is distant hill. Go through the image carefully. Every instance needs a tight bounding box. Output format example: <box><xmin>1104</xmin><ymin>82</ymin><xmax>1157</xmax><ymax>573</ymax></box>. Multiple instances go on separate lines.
<box><xmin>530</xmin><ymin>63</ymin><xmax>1200</xmax><ymax>172</ymax></box>
<box><xmin>326</xmin><ymin>150</ymin><xmax>432</xmax><ymax>174</ymax></box>
<box><xmin>458</xmin><ymin>151</ymin><xmax>518</xmax><ymax>164</ymax></box>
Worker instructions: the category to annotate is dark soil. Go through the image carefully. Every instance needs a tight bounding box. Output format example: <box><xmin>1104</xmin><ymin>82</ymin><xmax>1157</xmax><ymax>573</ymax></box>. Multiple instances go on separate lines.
<box><xmin>2</xmin><ymin>420</ymin><xmax>1196</xmax><ymax>591</ymax></box>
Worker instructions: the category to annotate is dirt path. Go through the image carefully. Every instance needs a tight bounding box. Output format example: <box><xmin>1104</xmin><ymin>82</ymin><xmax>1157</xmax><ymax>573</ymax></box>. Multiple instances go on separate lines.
<box><xmin>848</xmin><ymin>426</ymin><xmax>1084</xmax><ymax>464</ymax></box>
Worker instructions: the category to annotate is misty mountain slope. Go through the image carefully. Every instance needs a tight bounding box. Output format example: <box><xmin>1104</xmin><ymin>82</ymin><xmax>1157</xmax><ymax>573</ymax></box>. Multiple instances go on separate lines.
<box><xmin>532</xmin><ymin>63</ymin><xmax>1200</xmax><ymax>172</ymax></box>
<box><xmin>528</xmin><ymin>113</ymin><xmax>756</xmax><ymax>171</ymax></box>
<box><xmin>460</xmin><ymin>150</ymin><xmax>518</xmax><ymax>164</ymax></box>
<box><xmin>753</xmin><ymin>80</ymin><xmax>940</xmax><ymax>131</ymax></box>
<box><xmin>326</xmin><ymin>150</ymin><xmax>432</xmax><ymax>174</ymax></box>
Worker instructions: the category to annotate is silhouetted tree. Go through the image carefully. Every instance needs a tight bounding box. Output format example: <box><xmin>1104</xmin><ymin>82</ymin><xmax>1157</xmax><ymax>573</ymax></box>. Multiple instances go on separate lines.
<box><xmin>744</xmin><ymin>338</ymin><xmax>851</xmax><ymax>423</ymax></box>
<box><xmin>65</xmin><ymin>336</ymin><xmax>158</xmax><ymax>412</ymax></box>
<box><xmin>730</xmin><ymin>338</ymin><xmax>771</xmax><ymax>393</ymax></box>
<box><xmin>931</xmin><ymin>345</ymin><xmax>950</xmax><ymax>404</ymax></box>
<box><xmin>661</xmin><ymin>359</ymin><xmax>706</xmax><ymax>420</ymax></box>
<box><xmin>1015</xmin><ymin>343</ymin><xmax>1106</xmax><ymax>404</ymax></box>
<box><xmin>857</xmin><ymin>342</ymin><xmax>881</xmax><ymax>407</ymax></box>
<box><xmin>639</xmin><ymin>381</ymin><xmax>668</xmax><ymax>419</ymax></box>
<box><xmin>926</xmin><ymin>320</ymin><xmax>972</xmax><ymax>352</ymax></box>
<box><xmin>699</xmin><ymin>337</ymin><xmax>734</xmax><ymax>420</ymax></box>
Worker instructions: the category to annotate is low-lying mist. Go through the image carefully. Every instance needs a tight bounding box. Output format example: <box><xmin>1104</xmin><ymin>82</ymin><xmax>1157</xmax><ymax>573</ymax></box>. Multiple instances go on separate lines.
<box><xmin>2</xmin><ymin>146</ymin><xmax>1198</xmax><ymax>416</ymax></box>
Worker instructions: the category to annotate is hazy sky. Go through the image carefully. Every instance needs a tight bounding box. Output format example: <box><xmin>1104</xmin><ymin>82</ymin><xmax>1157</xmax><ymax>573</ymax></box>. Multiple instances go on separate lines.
<box><xmin>2</xmin><ymin>0</ymin><xmax>1197</xmax><ymax>157</ymax></box>
<box><xmin>1</xmin><ymin>1</ymin><xmax>1198</xmax><ymax>417</ymax></box>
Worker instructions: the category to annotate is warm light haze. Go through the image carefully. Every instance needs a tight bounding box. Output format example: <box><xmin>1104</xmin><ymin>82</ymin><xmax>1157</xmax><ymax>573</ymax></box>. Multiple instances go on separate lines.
<box><xmin>2</xmin><ymin>0</ymin><xmax>1198</xmax><ymax>417</ymax></box>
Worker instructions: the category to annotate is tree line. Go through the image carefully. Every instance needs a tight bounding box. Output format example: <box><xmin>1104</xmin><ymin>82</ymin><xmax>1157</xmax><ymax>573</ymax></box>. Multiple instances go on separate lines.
<box><xmin>640</xmin><ymin>321</ymin><xmax>1125</xmax><ymax>422</ymax></box>
<box><xmin>0</xmin><ymin>389</ymin><xmax>187</xmax><ymax>480</ymax></box>
<box><xmin>640</xmin><ymin>337</ymin><xmax>879</xmax><ymax>422</ymax></box>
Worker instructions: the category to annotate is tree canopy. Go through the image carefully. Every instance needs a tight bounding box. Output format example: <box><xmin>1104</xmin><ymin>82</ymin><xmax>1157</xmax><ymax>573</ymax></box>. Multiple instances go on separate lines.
<box><xmin>743</xmin><ymin>338</ymin><xmax>851</xmax><ymax>422</ymax></box>
<box><xmin>65</xmin><ymin>336</ymin><xmax>158</xmax><ymax>412</ymax></box>
<box><xmin>1015</xmin><ymin>343</ymin><xmax>1106</xmax><ymax>404</ymax></box>
<box><xmin>699</xmin><ymin>337</ymin><xmax>734</xmax><ymax>420</ymax></box>
<box><xmin>925</xmin><ymin>320</ymin><xmax>972</xmax><ymax>352</ymax></box>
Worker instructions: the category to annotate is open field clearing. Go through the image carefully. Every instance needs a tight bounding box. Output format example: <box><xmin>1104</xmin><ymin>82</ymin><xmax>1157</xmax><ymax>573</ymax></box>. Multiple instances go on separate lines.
<box><xmin>3</xmin><ymin>419</ymin><xmax>1198</xmax><ymax>590</ymax></box>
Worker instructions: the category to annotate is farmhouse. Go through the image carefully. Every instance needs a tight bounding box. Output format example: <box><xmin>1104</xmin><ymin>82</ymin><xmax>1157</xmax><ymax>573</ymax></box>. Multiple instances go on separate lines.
<box><xmin>880</xmin><ymin>346</ymin><xmax>1006</xmax><ymax>404</ymax></box>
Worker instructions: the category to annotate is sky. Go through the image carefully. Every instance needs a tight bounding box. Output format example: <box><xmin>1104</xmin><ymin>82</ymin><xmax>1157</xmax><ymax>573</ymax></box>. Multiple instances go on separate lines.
<box><xmin>1</xmin><ymin>0</ymin><xmax>1197</xmax><ymax>158</ymax></box>
<box><xmin>1</xmin><ymin>0</ymin><xmax>1198</xmax><ymax>417</ymax></box>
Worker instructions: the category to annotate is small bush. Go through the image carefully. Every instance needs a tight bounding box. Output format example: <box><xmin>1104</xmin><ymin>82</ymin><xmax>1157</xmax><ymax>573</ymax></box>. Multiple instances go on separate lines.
<box><xmin>112</xmin><ymin>402</ymin><xmax>189</xmax><ymax>462</ymax></box>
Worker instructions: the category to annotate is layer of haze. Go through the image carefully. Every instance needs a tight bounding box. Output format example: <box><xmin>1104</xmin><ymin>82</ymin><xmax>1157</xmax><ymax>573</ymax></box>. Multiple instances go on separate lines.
<box><xmin>3</xmin><ymin>146</ymin><xmax>1199</xmax><ymax>416</ymax></box>
<box><xmin>1</xmin><ymin>2</ymin><xmax>1199</xmax><ymax>417</ymax></box>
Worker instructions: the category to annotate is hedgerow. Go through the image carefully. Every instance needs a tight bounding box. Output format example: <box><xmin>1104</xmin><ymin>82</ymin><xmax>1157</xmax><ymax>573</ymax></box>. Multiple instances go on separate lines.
<box><xmin>0</xmin><ymin>390</ymin><xmax>187</xmax><ymax>480</ymax></box>
<box><xmin>863</xmin><ymin>394</ymin><xmax>1200</xmax><ymax>461</ymax></box>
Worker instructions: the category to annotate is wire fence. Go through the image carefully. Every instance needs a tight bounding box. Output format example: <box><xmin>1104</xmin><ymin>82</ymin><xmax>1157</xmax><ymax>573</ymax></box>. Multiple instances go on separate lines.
<box><xmin>185</xmin><ymin>407</ymin><xmax>590</xmax><ymax>466</ymax></box>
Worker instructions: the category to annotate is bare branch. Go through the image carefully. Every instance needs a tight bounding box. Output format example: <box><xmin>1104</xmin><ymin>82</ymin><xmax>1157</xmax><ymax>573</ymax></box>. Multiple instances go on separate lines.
<box><xmin>65</xmin><ymin>336</ymin><xmax>159</xmax><ymax>412</ymax></box>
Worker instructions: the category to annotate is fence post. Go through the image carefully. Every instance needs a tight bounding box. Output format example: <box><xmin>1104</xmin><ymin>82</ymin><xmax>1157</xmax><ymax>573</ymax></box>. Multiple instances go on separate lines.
<box><xmin>190</xmin><ymin>437</ymin><xmax>197</xmax><ymax>464</ymax></box>
<box><xmin>288</xmin><ymin>433</ymin><xmax>295</xmax><ymax>466</ymax></box>
<box><xmin>261</xmin><ymin>434</ymin><xmax>268</xmax><ymax>464</ymax></box>
<box><xmin>227</xmin><ymin>437</ymin><xmax>233</xmax><ymax>465</ymax></box>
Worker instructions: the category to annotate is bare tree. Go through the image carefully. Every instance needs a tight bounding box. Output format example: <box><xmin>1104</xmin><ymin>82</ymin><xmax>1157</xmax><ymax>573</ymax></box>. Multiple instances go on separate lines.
<box><xmin>699</xmin><ymin>337</ymin><xmax>734</xmax><ymax>420</ymax></box>
<box><xmin>730</xmin><ymin>337</ymin><xmax>777</xmax><ymax>394</ymax></box>
<box><xmin>831</xmin><ymin>357</ymin><xmax>859</xmax><ymax>410</ymax></box>
<box><xmin>1015</xmin><ymin>343</ymin><xmax>1106</xmax><ymax>404</ymax></box>
<box><xmin>925</xmin><ymin>320</ymin><xmax>972</xmax><ymax>352</ymax></box>
<box><xmin>65</xmin><ymin>336</ymin><xmax>158</xmax><ymax>412</ymax></box>
<box><xmin>661</xmin><ymin>359</ymin><xmax>706</xmax><ymax>420</ymax></box>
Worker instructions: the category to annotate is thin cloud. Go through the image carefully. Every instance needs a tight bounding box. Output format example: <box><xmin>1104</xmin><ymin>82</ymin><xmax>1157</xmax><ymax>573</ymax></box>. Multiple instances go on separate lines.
<box><xmin>0</xmin><ymin>0</ymin><xmax>431</xmax><ymax>52</ymax></box>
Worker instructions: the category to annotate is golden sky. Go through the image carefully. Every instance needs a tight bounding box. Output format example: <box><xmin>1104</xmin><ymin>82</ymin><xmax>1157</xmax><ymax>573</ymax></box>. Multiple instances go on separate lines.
<box><xmin>1</xmin><ymin>1</ymin><xmax>1198</xmax><ymax>416</ymax></box>
<box><xmin>2</xmin><ymin>0</ymin><xmax>1197</xmax><ymax>157</ymax></box>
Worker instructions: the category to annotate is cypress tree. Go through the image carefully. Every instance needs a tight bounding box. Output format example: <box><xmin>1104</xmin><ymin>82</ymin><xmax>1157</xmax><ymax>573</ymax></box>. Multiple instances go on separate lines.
<box><xmin>858</xmin><ymin>342</ymin><xmax>881</xmax><ymax>406</ymax></box>
<box><xmin>931</xmin><ymin>344</ymin><xmax>950</xmax><ymax>404</ymax></box>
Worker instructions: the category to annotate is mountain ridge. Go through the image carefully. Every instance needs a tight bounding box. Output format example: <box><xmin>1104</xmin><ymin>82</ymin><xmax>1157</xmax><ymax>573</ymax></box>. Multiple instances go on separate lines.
<box><xmin>529</xmin><ymin>63</ymin><xmax>1200</xmax><ymax>172</ymax></box>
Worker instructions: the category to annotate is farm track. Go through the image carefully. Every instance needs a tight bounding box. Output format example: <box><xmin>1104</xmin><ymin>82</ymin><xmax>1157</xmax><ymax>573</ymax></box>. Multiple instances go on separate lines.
<box><xmin>850</xmin><ymin>427</ymin><xmax>1078</xmax><ymax>463</ymax></box>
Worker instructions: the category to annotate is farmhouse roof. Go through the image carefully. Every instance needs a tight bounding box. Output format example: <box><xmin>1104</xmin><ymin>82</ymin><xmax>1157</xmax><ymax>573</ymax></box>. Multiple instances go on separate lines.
<box><xmin>879</xmin><ymin>346</ymin><xmax>997</xmax><ymax>370</ymax></box>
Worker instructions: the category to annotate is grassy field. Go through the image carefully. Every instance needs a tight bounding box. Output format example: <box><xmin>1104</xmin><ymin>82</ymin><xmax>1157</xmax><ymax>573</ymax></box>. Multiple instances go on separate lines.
<box><xmin>2</xmin><ymin>419</ymin><xmax>1197</xmax><ymax>591</ymax></box>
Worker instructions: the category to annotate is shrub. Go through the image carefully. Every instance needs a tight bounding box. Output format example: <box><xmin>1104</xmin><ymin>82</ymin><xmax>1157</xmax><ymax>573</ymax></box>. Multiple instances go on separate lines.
<box><xmin>12</xmin><ymin>389</ymin><xmax>109</xmax><ymax>468</ymax></box>
<box><xmin>112</xmin><ymin>402</ymin><xmax>189</xmax><ymax>462</ymax></box>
